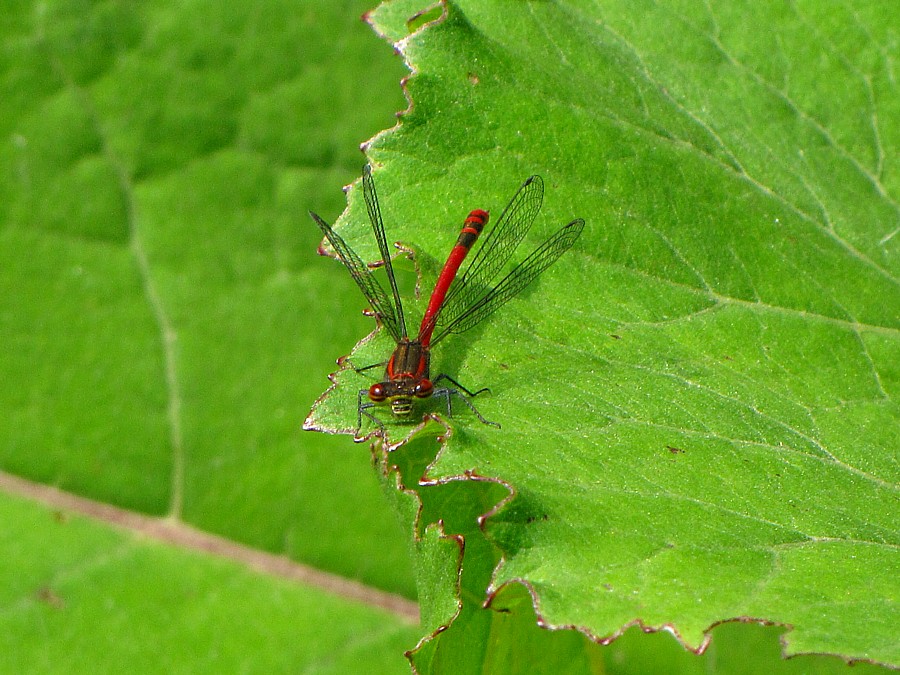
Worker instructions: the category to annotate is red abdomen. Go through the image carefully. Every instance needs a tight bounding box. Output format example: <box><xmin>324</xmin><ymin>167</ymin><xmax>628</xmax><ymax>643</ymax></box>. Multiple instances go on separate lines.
<box><xmin>418</xmin><ymin>209</ymin><xmax>489</xmax><ymax>347</ymax></box>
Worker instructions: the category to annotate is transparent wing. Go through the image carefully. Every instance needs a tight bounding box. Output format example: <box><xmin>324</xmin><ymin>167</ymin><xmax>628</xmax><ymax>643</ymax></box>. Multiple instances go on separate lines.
<box><xmin>361</xmin><ymin>165</ymin><xmax>407</xmax><ymax>338</ymax></box>
<box><xmin>309</xmin><ymin>210</ymin><xmax>405</xmax><ymax>342</ymax></box>
<box><xmin>430</xmin><ymin>219</ymin><xmax>585</xmax><ymax>345</ymax></box>
<box><xmin>434</xmin><ymin>175</ymin><xmax>544</xmax><ymax>331</ymax></box>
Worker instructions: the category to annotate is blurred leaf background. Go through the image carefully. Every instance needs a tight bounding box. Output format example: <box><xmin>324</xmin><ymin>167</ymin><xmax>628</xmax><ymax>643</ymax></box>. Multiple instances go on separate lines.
<box><xmin>1</xmin><ymin>1</ymin><xmax>421</xmax><ymax>671</ymax></box>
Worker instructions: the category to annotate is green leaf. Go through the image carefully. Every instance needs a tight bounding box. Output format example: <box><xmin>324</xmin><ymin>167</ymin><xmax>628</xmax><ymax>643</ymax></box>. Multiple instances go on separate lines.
<box><xmin>0</xmin><ymin>490</ymin><xmax>419</xmax><ymax>672</ymax></box>
<box><xmin>314</xmin><ymin>0</ymin><xmax>898</xmax><ymax>668</ymax></box>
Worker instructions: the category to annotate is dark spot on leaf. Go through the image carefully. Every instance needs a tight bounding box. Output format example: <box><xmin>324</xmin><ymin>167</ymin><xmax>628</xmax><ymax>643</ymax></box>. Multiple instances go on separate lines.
<box><xmin>666</xmin><ymin>445</ymin><xmax>684</xmax><ymax>455</ymax></box>
<box><xmin>610</xmin><ymin>334</ymin><xmax>621</xmax><ymax>340</ymax></box>
<box><xmin>35</xmin><ymin>586</ymin><xmax>64</xmax><ymax>609</ymax></box>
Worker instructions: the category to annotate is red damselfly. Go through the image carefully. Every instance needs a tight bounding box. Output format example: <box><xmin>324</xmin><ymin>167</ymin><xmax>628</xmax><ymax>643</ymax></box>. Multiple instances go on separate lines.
<box><xmin>309</xmin><ymin>166</ymin><xmax>584</xmax><ymax>434</ymax></box>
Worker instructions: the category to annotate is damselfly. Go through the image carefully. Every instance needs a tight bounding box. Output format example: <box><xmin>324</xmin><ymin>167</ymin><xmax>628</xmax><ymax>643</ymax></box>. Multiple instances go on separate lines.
<box><xmin>309</xmin><ymin>166</ymin><xmax>583</xmax><ymax>433</ymax></box>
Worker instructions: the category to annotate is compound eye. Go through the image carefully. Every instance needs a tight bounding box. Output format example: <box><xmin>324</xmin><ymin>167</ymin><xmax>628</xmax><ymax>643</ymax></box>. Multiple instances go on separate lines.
<box><xmin>368</xmin><ymin>383</ymin><xmax>386</xmax><ymax>402</ymax></box>
<box><xmin>414</xmin><ymin>379</ymin><xmax>433</xmax><ymax>398</ymax></box>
